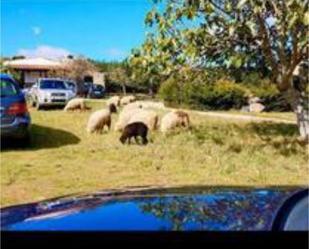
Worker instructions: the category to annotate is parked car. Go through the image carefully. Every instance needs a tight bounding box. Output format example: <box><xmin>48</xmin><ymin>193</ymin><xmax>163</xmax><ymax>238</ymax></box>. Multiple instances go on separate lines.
<box><xmin>75</xmin><ymin>82</ymin><xmax>91</xmax><ymax>97</ymax></box>
<box><xmin>87</xmin><ymin>84</ymin><xmax>105</xmax><ymax>99</ymax></box>
<box><xmin>1</xmin><ymin>186</ymin><xmax>307</xmax><ymax>231</ymax></box>
<box><xmin>28</xmin><ymin>78</ymin><xmax>76</xmax><ymax>110</ymax></box>
<box><xmin>64</xmin><ymin>80</ymin><xmax>77</xmax><ymax>96</ymax></box>
<box><xmin>0</xmin><ymin>74</ymin><xmax>31</xmax><ymax>142</ymax></box>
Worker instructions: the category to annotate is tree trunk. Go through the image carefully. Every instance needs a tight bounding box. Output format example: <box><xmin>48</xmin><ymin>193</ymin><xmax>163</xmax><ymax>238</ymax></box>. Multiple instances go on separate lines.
<box><xmin>295</xmin><ymin>92</ymin><xmax>309</xmax><ymax>141</ymax></box>
<box><xmin>290</xmin><ymin>89</ymin><xmax>309</xmax><ymax>142</ymax></box>
<box><xmin>121</xmin><ymin>83</ymin><xmax>127</xmax><ymax>95</ymax></box>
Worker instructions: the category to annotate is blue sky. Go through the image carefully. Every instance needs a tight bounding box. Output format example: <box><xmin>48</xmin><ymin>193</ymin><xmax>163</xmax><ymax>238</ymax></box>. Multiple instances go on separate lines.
<box><xmin>1</xmin><ymin>0</ymin><xmax>153</xmax><ymax>61</ymax></box>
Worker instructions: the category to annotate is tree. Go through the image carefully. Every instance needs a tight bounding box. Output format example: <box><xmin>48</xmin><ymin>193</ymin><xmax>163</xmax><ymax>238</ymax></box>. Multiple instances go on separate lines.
<box><xmin>106</xmin><ymin>66</ymin><xmax>130</xmax><ymax>95</ymax></box>
<box><xmin>129</xmin><ymin>0</ymin><xmax>309</xmax><ymax>140</ymax></box>
<box><xmin>65</xmin><ymin>57</ymin><xmax>97</xmax><ymax>93</ymax></box>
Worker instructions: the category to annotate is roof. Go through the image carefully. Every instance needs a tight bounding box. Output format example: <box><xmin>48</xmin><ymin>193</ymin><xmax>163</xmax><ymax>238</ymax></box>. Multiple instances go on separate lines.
<box><xmin>3</xmin><ymin>58</ymin><xmax>64</xmax><ymax>70</ymax></box>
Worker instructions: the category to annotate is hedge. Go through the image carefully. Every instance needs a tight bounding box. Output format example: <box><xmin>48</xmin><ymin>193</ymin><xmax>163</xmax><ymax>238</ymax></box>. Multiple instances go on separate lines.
<box><xmin>159</xmin><ymin>76</ymin><xmax>292</xmax><ymax>111</ymax></box>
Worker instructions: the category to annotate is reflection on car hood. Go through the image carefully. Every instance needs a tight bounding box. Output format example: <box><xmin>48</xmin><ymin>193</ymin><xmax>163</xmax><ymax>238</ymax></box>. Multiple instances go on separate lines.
<box><xmin>38</xmin><ymin>89</ymin><xmax>71</xmax><ymax>94</ymax></box>
<box><xmin>0</xmin><ymin>186</ymin><xmax>302</xmax><ymax>231</ymax></box>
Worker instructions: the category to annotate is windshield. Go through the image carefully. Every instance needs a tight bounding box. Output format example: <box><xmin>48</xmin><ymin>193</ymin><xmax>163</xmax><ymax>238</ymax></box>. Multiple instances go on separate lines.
<box><xmin>40</xmin><ymin>80</ymin><xmax>66</xmax><ymax>90</ymax></box>
<box><xmin>66</xmin><ymin>82</ymin><xmax>75</xmax><ymax>88</ymax></box>
<box><xmin>93</xmin><ymin>85</ymin><xmax>103</xmax><ymax>91</ymax></box>
<box><xmin>0</xmin><ymin>78</ymin><xmax>18</xmax><ymax>97</ymax></box>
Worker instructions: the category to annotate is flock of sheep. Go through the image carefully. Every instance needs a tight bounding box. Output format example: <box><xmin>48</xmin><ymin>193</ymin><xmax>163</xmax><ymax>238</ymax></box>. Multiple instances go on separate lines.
<box><xmin>63</xmin><ymin>95</ymin><xmax>191</xmax><ymax>145</ymax></box>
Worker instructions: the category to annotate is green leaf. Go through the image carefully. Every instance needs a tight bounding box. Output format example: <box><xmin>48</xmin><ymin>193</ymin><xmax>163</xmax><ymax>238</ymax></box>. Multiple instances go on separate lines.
<box><xmin>304</xmin><ymin>11</ymin><xmax>309</xmax><ymax>25</ymax></box>
<box><xmin>229</xmin><ymin>55</ymin><xmax>243</xmax><ymax>68</ymax></box>
<box><xmin>145</xmin><ymin>10</ymin><xmax>155</xmax><ymax>26</ymax></box>
<box><xmin>237</xmin><ymin>0</ymin><xmax>248</xmax><ymax>9</ymax></box>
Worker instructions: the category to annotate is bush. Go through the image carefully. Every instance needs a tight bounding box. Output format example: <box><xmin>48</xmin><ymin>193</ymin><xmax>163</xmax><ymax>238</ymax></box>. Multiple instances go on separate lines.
<box><xmin>247</xmin><ymin>81</ymin><xmax>292</xmax><ymax>112</ymax></box>
<box><xmin>158</xmin><ymin>71</ymin><xmax>292</xmax><ymax>112</ymax></box>
<box><xmin>198</xmin><ymin>79</ymin><xmax>248</xmax><ymax>110</ymax></box>
<box><xmin>159</xmin><ymin>76</ymin><xmax>248</xmax><ymax>110</ymax></box>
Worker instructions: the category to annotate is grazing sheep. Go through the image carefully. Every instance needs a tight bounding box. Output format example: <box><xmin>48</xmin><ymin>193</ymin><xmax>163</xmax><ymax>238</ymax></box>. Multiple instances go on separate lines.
<box><xmin>174</xmin><ymin>110</ymin><xmax>190</xmax><ymax>127</ymax></box>
<box><xmin>120</xmin><ymin>122</ymin><xmax>148</xmax><ymax>145</ymax></box>
<box><xmin>64</xmin><ymin>98</ymin><xmax>90</xmax><ymax>112</ymax></box>
<box><xmin>122</xmin><ymin>101</ymin><xmax>143</xmax><ymax>112</ymax></box>
<box><xmin>128</xmin><ymin>110</ymin><xmax>159</xmax><ymax>131</ymax></box>
<box><xmin>120</xmin><ymin>95</ymin><xmax>136</xmax><ymax>106</ymax></box>
<box><xmin>86</xmin><ymin>104</ymin><xmax>117</xmax><ymax>133</ymax></box>
<box><xmin>106</xmin><ymin>96</ymin><xmax>121</xmax><ymax>107</ymax></box>
<box><xmin>160</xmin><ymin>110</ymin><xmax>191</xmax><ymax>133</ymax></box>
<box><xmin>114</xmin><ymin>108</ymin><xmax>142</xmax><ymax>131</ymax></box>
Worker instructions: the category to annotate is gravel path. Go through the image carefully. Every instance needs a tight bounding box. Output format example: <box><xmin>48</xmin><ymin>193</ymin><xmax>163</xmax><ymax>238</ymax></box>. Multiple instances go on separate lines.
<box><xmin>139</xmin><ymin>101</ymin><xmax>296</xmax><ymax>124</ymax></box>
<box><xmin>93</xmin><ymin>99</ymin><xmax>296</xmax><ymax>124</ymax></box>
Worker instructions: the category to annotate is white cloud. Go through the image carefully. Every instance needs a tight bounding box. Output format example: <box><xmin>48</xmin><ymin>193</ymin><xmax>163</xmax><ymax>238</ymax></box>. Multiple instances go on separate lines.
<box><xmin>104</xmin><ymin>48</ymin><xmax>127</xmax><ymax>58</ymax></box>
<box><xmin>31</xmin><ymin>26</ymin><xmax>42</xmax><ymax>36</ymax></box>
<box><xmin>17</xmin><ymin>45</ymin><xmax>71</xmax><ymax>60</ymax></box>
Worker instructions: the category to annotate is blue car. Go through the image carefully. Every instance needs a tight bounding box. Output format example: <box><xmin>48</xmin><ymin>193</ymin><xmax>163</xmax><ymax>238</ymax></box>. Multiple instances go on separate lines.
<box><xmin>0</xmin><ymin>186</ymin><xmax>307</xmax><ymax>231</ymax></box>
<box><xmin>0</xmin><ymin>74</ymin><xmax>31</xmax><ymax>142</ymax></box>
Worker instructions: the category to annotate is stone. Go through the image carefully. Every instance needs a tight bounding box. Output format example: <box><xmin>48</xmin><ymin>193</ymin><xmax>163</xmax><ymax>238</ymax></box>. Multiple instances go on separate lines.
<box><xmin>249</xmin><ymin>103</ymin><xmax>265</xmax><ymax>113</ymax></box>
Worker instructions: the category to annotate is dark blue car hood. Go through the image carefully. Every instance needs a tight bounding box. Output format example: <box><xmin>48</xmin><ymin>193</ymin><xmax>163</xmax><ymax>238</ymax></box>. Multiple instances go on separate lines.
<box><xmin>0</xmin><ymin>186</ymin><xmax>302</xmax><ymax>231</ymax></box>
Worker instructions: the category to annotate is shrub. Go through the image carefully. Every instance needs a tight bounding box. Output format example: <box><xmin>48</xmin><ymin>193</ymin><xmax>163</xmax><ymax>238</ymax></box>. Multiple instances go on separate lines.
<box><xmin>159</xmin><ymin>76</ymin><xmax>247</xmax><ymax>110</ymax></box>
<box><xmin>247</xmin><ymin>81</ymin><xmax>292</xmax><ymax>112</ymax></box>
<box><xmin>158</xmin><ymin>71</ymin><xmax>292</xmax><ymax>112</ymax></box>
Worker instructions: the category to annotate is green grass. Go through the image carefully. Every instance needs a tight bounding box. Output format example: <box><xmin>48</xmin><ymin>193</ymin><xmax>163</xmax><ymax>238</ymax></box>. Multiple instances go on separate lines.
<box><xmin>1</xmin><ymin>101</ymin><xmax>308</xmax><ymax>207</ymax></box>
<box><xmin>224</xmin><ymin>111</ymin><xmax>296</xmax><ymax>122</ymax></box>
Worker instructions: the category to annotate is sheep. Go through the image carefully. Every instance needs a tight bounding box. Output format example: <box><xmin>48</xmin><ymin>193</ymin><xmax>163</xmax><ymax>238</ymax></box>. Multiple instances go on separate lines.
<box><xmin>106</xmin><ymin>96</ymin><xmax>121</xmax><ymax>107</ymax></box>
<box><xmin>114</xmin><ymin>108</ymin><xmax>142</xmax><ymax>131</ymax></box>
<box><xmin>119</xmin><ymin>122</ymin><xmax>148</xmax><ymax>145</ymax></box>
<box><xmin>64</xmin><ymin>98</ymin><xmax>90</xmax><ymax>112</ymax></box>
<box><xmin>160</xmin><ymin>110</ymin><xmax>191</xmax><ymax>133</ymax></box>
<box><xmin>174</xmin><ymin>110</ymin><xmax>190</xmax><ymax>127</ymax></box>
<box><xmin>122</xmin><ymin>101</ymin><xmax>143</xmax><ymax>112</ymax></box>
<box><xmin>127</xmin><ymin>110</ymin><xmax>159</xmax><ymax>131</ymax></box>
<box><xmin>86</xmin><ymin>103</ymin><xmax>117</xmax><ymax>133</ymax></box>
<box><xmin>120</xmin><ymin>95</ymin><xmax>136</xmax><ymax>106</ymax></box>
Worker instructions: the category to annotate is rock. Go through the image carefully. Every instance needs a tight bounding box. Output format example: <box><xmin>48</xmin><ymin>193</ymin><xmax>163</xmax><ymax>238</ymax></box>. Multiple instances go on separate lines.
<box><xmin>249</xmin><ymin>103</ymin><xmax>265</xmax><ymax>113</ymax></box>
<box><xmin>241</xmin><ymin>105</ymin><xmax>250</xmax><ymax>112</ymax></box>
<box><xmin>248</xmin><ymin>97</ymin><xmax>261</xmax><ymax>104</ymax></box>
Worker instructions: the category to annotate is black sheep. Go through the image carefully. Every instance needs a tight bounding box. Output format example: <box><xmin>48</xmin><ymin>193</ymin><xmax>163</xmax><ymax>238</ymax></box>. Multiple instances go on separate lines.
<box><xmin>120</xmin><ymin>122</ymin><xmax>148</xmax><ymax>145</ymax></box>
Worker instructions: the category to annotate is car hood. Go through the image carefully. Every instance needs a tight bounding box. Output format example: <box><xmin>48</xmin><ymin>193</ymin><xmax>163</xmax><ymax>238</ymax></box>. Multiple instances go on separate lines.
<box><xmin>0</xmin><ymin>186</ymin><xmax>303</xmax><ymax>231</ymax></box>
<box><xmin>38</xmin><ymin>89</ymin><xmax>72</xmax><ymax>94</ymax></box>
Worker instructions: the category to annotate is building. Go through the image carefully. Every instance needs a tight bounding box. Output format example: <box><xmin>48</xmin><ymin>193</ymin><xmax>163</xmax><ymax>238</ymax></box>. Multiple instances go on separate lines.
<box><xmin>4</xmin><ymin>57</ymin><xmax>106</xmax><ymax>88</ymax></box>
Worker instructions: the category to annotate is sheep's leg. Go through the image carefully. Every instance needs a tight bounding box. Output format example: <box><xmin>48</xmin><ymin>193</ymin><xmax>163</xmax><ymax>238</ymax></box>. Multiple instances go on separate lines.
<box><xmin>142</xmin><ymin>137</ymin><xmax>148</xmax><ymax>145</ymax></box>
<box><xmin>107</xmin><ymin>119</ymin><xmax>111</xmax><ymax>131</ymax></box>
<box><xmin>128</xmin><ymin>138</ymin><xmax>131</xmax><ymax>144</ymax></box>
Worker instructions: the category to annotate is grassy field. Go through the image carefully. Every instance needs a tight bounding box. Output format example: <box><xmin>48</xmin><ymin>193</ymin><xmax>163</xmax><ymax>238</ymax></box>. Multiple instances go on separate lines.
<box><xmin>1</xmin><ymin>101</ymin><xmax>308</xmax><ymax>207</ymax></box>
<box><xmin>226</xmin><ymin>111</ymin><xmax>296</xmax><ymax>122</ymax></box>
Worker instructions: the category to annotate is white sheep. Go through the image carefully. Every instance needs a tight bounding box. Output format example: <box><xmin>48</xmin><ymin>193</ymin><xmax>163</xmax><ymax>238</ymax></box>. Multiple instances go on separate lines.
<box><xmin>86</xmin><ymin>104</ymin><xmax>117</xmax><ymax>133</ymax></box>
<box><xmin>127</xmin><ymin>109</ymin><xmax>159</xmax><ymax>131</ymax></box>
<box><xmin>64</xmin><ymin>98</ymin><xmax>90</xmax><ymax>112</ymax></box>
<box><xmin>122</xmin><ymin>101</ymin><xmax>144</xmax><ymax>112</ymax></box>
<box><xmin>106</xmin><ymin>96</ymin><xmax>121</xmax><ymax>107</ymax></box>
<box><xmin>120</xmin><ymin>95</ymin><xmax>136</xmax><ymax>106</ymax></box>
<box><xmin>114</xmin><ymin>108</ymin><xmax>142</xmax><ymax>131</ymax></box>
<box><xmin>160</xmin><ymin>110</ymin><xmax>190</xmax><ymax>133</ymax></box>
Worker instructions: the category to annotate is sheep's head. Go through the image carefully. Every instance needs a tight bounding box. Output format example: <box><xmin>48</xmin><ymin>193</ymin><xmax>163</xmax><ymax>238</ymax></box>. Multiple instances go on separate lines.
<box><xmin>109</xmin><ymin>103</ymin><xmax>117</xmax><ymax>113</ymax></box>
<box><xmin>119</xmin><ymin>135</ymin><xmax>126</xmax><ymax>144</ymax></box>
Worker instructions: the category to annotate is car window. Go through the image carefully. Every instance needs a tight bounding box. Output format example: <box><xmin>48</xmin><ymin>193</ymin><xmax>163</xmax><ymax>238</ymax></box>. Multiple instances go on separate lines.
<box><xmin>40</xmin><ymin>80</ymin><xmax>66</xmax><ymax>90</ymax></box>
<box><xmin>94</xmin><ymin>85</ymin><xmax>103</xmax><ymax>90</ymax></box>
<box><xmin>0</xmin><ymin>78</ymin><xmax>18</xmax><ymax>97</ymax></box>
<box><xmin>67</xmin><ymin>82</ymin><xmax>75</xmax><ymax>88</ymax></box>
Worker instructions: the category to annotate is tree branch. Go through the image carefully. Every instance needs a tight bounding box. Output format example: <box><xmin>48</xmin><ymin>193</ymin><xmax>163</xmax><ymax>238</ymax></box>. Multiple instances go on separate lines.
<box><xmin>255</xmin><ymin>12</ymin><xmax>279</xmax><ymax>82</ymax></box>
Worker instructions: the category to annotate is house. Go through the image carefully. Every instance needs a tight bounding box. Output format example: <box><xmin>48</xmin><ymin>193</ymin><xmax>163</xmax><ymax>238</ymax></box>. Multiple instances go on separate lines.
<box><xmin>4</xmin><ymin>57</ymin><xmax>106</xmax><ymax>88</ymax></box>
